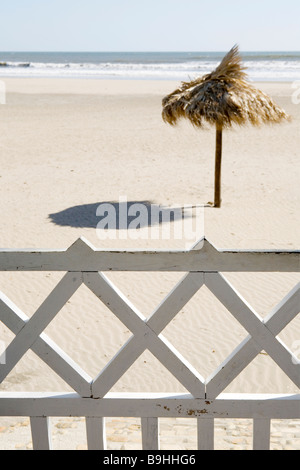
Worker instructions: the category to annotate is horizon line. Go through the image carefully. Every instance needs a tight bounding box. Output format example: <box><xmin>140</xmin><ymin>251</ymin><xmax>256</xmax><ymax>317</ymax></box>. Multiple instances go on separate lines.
<box><xmin>1</xmin><ymin>49</ymin><xmax>300</xmax><ymax>53</ymax></box>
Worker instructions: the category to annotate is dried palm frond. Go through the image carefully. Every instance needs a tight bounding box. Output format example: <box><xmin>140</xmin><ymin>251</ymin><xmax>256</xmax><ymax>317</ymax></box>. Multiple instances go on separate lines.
<box><xmin>162</xmin><ymin>45</ymin><xmax>290</xmax><ymax>129</ymax></box>
<box><xmin>161</xmin><ymin>45</ymin><xmax>291</xmax><ymax>208</ymax></box>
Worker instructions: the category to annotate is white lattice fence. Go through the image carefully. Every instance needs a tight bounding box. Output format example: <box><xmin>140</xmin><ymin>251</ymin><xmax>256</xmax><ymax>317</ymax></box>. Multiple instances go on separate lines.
<box><xmin>0</xmin><ymin>237</ymin><xmax>299</xmax><ymax>450</ymax></box>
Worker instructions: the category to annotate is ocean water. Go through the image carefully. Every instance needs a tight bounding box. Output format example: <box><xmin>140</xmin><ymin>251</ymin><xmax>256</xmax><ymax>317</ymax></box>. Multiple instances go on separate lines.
<box><xmin>0</xmin><ymin>51</ymin><xmax>299</xmax><ymax>81</ymax></box>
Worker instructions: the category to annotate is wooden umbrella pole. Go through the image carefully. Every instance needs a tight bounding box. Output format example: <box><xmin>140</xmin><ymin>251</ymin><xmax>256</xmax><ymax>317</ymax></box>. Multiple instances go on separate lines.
<box><xmin>214</xmin><ymin>124</ymin><xmax>223</xmax><ymax>207</ymax></box>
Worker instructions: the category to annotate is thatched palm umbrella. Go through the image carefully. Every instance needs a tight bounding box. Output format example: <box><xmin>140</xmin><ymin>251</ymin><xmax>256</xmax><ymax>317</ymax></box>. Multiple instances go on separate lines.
<box><xmin>162</xmin><ymin>45</ymin><xmax>290</xmax><ymax>207</ymax></box>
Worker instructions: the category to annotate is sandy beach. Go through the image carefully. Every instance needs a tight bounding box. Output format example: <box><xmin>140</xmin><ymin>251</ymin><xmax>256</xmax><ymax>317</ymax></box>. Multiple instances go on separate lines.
<box><xmin>0</xmin><ymin>78</ymin><xmax>299</xmax><ymax>449</ymax></box>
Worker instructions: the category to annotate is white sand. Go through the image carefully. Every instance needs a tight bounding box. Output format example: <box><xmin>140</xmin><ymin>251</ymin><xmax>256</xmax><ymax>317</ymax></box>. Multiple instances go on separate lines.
<box><xmin>0</xmin><ymin>78</ymin><xmax>299</xmax><ymax>402</ymax></box>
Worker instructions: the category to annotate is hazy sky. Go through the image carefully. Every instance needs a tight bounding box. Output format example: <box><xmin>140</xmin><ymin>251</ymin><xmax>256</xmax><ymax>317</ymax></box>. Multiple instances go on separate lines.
<box><xmin>1</xmin><ymin>0</ymin><xmax>299</xmax><ymax>51</ymax></box>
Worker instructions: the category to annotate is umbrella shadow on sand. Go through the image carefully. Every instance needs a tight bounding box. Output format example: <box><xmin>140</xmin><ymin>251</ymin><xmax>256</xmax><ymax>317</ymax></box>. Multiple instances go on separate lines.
<box><xmin>49</xmin><ymin>200</ymin><xmax>194</xmax><ymax>230</ymax></box>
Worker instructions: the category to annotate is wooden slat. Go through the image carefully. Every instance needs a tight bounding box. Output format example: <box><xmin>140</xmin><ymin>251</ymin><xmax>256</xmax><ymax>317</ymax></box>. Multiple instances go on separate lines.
<box><xmin>205</xmin><ymin>273</ymin><xmax>300</xmax><ymax>390</ymax></box>
<box><xmin>30</xmin><ymin>417</ymin><xmax>52</xmax><ymax>450</ymax></box>
<box><xmin>253</xmin><ymin>418</ymin><xmax>271</xmax><ymax>450</ymax></box>
<box><xmin>146</xmin><ymin>332</ymin><xmax>205</xmax><ymax>398</ymax></box>
<box><xmin>0</xmin><ymin>237</ymin><xmax>298</xmax><ymax>272</ymax></box>
<box><xmin>83</xmin><ymin>272</ymin><xmax>147</xmax><ymax>335</ymax></box>
<box><xmin>141</xmin><ymin>417</ymin><xmax>160</xmax><ymax>450</ymax></box>
<box><xmin>197</xmin><ymin>418</ymin><xmax>214</xmax><ymax>450</ymax></box>
<box><xmin>1</xmin><ymin>393</ymin><xmax>299</xmax><ymax>419</ymax></box>
<box><xmin>0</xmin><ymin>292</ymin><xmax>92</xmax><ymax>396</ymax></box>
<box><xmin>86</xmin><ymin>271</ymin><xmax>205</xmax><ymax>398</ymax></box>
<box><xmin>92</xmin><ymin>335</ymin><xmax>205</xmax><ymax>399</ymax></box>
<box><xmin>146</xmin><ymin>272</ymin><xmax>204</xmax><ymax>333</ymax></box>
<box><xmin>86</xmin><ymin>417</ymin><xmax>106</xmax><ymax>450</ymax></box>
<box><xmin>206</xmin><ymin>336</ymin><xmax>257</xmax><ymax>399</ymax></box>
<box><xmin>92</xmin><ymin>335</ymin><xmax>147</xmax><ymax>398</ymax></box>
<box><xmin>92</xmin><ymin>333</ymin><xmax>205</xmax><ymax>399</ymax></box>
<box><xmin>264</xmin><ymin>281</ymin><xmax>300</xmax><ymax>332</ymax></box>
<box><xmin>0</xmin><ymin>272</ymin><xmax>83</xmax><ymax>384</ymax></box>
<box><xmin>206</xmin><ymin>281</ymin><xmax>300</xmax><ymax>398</ymax></box>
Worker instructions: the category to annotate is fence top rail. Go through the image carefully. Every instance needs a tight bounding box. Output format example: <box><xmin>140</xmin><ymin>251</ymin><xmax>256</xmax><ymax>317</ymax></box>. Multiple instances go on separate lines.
<box><xmin>0</xmin><ymin>237</ymin><xmax>299</xmax><ymax>272</ymax></box>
